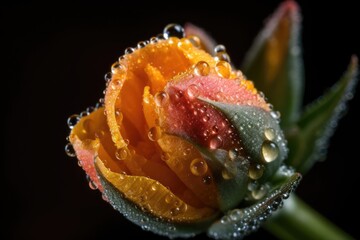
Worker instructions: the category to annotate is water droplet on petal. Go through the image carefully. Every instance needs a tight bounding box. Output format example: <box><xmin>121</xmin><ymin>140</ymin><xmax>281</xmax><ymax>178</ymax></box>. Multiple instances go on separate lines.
<box><xmin>202</xmin><ymin>175</ymin><xmax>212</xmax><ymax>185</ymax></box>
<box><xmin>228</xmin><ymin>149</ymin><xmax>238</xmax><ymax>160</ymax></box>
<box><xmin>161</xmin><ymin>152</ymin><xmax>170</xmax><ymax>161</ymax></box>
<box><xmin>65</xmin><ymin>143</ymin><xmax>76</xmax><ymax>157</ymax></box>
<box><xmin>261</xmin><ymin>141</ymin><xmax>279</xmax><ymax>163</ymax></box>
<box><xmin>209</xmin><ymin>136</ymin><xmax>222</xmax><ymax>149</ymax></box>
<box><xmin>264</xmin><ymin>128</ymin><xmax>276</xmax><ymax>141</ymax></box>
<box><xmin>214</xmin><ymin>44</ymin><xmax>226</xmax><ymax>53</ymax></box>
<box><xmin>151</xmin><ymin>183</ymin><xmax>158</xmax><ymax>191</ymax></box>
<box><xmin>249</xmin><ymin>164</ymin><xmax>265</xmax><ymax>180</ymax></box>
<box><xmin>270</xmin><ymin>111</ymin><xmax>281</xmax><ymax>120</ymax></box>
<box><xmin>188</xmin><ymin>35</ymin><xmax>201</xmax><ymax>48</ymax></box>
<box><xmin>104</xmin><ymin>72</ymin><xmax>112</xmax><ymax>82</ymax></box>
<box><xmin>163</xmin><ymin>23</ymin><xmax>185</xmax><ymax>39</ymax></box>
<box><xmin>221</xmin><ymin>169</ymin><xmax>235</xmax><ymax>180</ymax></box>
<box><xmin>150</xmin><ymin>36</ymin><xmax>158</xmax><ymax>43</ymax></box>
<box><xmin>115</xmin><ymin>148</ymin><xmax>128</xmax><ymax>160</ymax></box>
<box><xmin>148</xmin><ymin>126</ymin><xmax>162</xmax><ymax>141</ymax></box>
<box><xmin>215</xmin><ymin>52</ymin><xmax>231</xmax><ymax>62</ymax></box>
<box><xmin>186</xmin><ymin>84</ymin><xmax>199</xmax><ymax>99</ymax></box>
<box><xmin>67</xmin><ymin>114</ymin><xmax>80</xmax><ymax>129</ymax></box>
<box><xmin>124</xmin><ymin>47</ymin><xmax>135</xmax><ymax>55</ymax></box>
<box><xmin>165</xmin><ymin>194</ymin><xmax>174</xmax><ymax>204</ymax></box>
<box><xmin>137</xmin><ymin>41</ymin><xmax>147</xmax><ymax>49</ymax></box>
<box><xmin>194</xmin><ymin>61</ymin><xmax>210</xmax><ymax>76</ymax></box>
<box><xmin>154</xmin><ymin>91</ymin><xmax>169</xmax><ymax>107</ymax></box>
<box><xmin>190</xmin><ymin>158</ymin><xmax>208</xmax><ymax>176</ymax></box>
<box><xmin>215</xmin><ymin>61</ymin><xmax>231</xmax><ymax>78</ymax></box>
<box><xmin>86</xmin><ymin>175</ymin><xmax>98</xmax><ymax>190</ymax></box>
<box><xmin>111</xmin><ymin>62</ymin><xmax>125</xmax><ymax>74</ymax></box>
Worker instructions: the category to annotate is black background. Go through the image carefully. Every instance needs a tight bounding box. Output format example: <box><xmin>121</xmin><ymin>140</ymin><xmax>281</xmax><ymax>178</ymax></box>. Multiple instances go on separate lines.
<box><xmin>3</xmin><ymin>1</ymin><xmax>359</xmax><ymax>239</ymax></box>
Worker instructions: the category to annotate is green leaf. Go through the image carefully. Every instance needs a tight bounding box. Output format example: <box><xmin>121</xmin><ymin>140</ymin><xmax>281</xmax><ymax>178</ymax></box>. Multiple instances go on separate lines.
<box><xmin>286</xmin><ymin>56</ymin><xmax>358</xmax><ymax>173</ymax></box>
<box><xmin>242</xmin><ymin>1</ymin><xmax>304</xmax><ymax>128</ymax></box>
<box><xmin>207</xmin><ymin>171</ymin><xmax>302</xmax><ymax>240</ymax></box>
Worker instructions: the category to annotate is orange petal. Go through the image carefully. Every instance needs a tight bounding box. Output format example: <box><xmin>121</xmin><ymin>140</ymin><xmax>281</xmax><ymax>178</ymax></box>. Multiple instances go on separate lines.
<box><xmin>96</xmin><ymin>157</ymin><xmax>216</xmax><ymax>222</ymax></box>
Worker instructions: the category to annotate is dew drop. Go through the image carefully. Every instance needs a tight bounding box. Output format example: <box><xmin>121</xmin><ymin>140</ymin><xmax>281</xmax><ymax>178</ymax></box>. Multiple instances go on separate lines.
<box><xmin>202</xmin><ymin>114</ymin><xmax>210</xmax><ymax>122</ymax></box>
<box><xmin>188</xmin><ymin>35</ymin><xmax>201</xmax><ymax>48</ymax></box>
<box><xmin>148</xmin><ymin>126</ymin><xmax>162</xmax><ymax>141</ymax></box>
<box><xmin>163</xmin><ymin>23</ymin><xmax>185</xmax><ymax>39</ymax></box>
<box><xmin>248</xmin><ymin>164</ymin><xmax>265</xmax><ymax>180</ymax></box>
<box><xmin>202</xmin><ymin>175</ymin><xmax>212</xmax><ymax>185</ymax></box>
<box><xmin>221</xmin><ymin>169</ymin><xmax>235</xmax><ymax>180</ymax></box>
<box><xmin>264</xmin><ymin>128</ymin><xmax>276</xmax><ymax>141</ymax></box>
<box><xmin>115</xmin><ymin>148</ymin><xmax>128</xmax><ymax>161</ymax></box>
<box><xmin>261</xmin><ymin>141</ymin><xmax>279</xmax><ymax>163</ymax></box>
<box><xmin>215</xmin><ymin>52</ymin><xmax>231</xmax><ymax>62</ymax></box>
<box><xmin>65</xmin><ymin>143</ymin><xmax>76</xmax><ymax>157</ymax></box>
<box><xmin>229</xmin><ymin>209</ymin><xmax>243</xmax><ymax>221</ymax></box>
<box><xmin>150</xmin><ymin>36</ymin><xmax>158</xmax><ymax>43</ymax></box>
<box><xmin>154</xmin><ymin>91</ymin><xmax>169</xmax><ymax>107</ymax></box>
<box><xmin>161</xmin><ymin>152</ymin><xmax>170</xmax><ymax>161</ymax></box>
<box><xmin>190</xmin><ymin>158</ymin><xmax>208</xmax><ymax>176</ymax></box>
<box><xmin>211</xmin><ymin>125</ymin><xmax>219</xmax><ymax>134</ymax></box>
<box><xmin>137</xmin><ymin>41</ymin><xmax>147</xmax><ymax>49</ymax></box>
<box><xmin>186</xmin><ymin>84</ymin><xmax>199</xmax><ymax>99</ymax></box>
<box><xmin>111</xmin><ymin>62</ymin><xmax>124</xmax><ymax>74</ymax></box>
<box><xmin>194</xmin><ymin>61</ymin><xmax>210</xmax><ymax>76</ymax></box>
<box><xmin>252</xmin><ymin>185</ymin><xmax>268</xmax><ymax>200</ymax></box>
<box><xmin>104</xmin><ymin>72</ymin><xmax>112</xmax><ymax>82</ymax></box>
<box><xmin>124</xmin><ymin>47</ymin><xmax>135</xmax><ymax>55</ymax></box>
<box><xmin>86</xmin><ymin>175</ymin><xmax>98</xmax><ymax>190</ymax></box>
<box><xmin>151</xmin><ymin>183</ymin><xmax>158</xmax><ymax>191</ymax></box>
<box><xmin>209</xmin><ymin>136</ymin><xmax>222</xmax><ymax>149</ymax></box>
<box><xmin>214</xmin><ymin>44</ymin><xmax>226</xmax><ymax>53</ymax></box>
<box><xmin>270</xmin><ymin>110</ymin><xmax>281</xmax><ymax>120</ymax></box>
<box><xmin>165</xmin><ymin>194</ymin><xmax>174</xmax><ymax>204</ymax></box>
<box><xmin>215</xmin><ymin>61</ymin><xmax>231</xmax><ymax>78</ymax></box>
<box><xmin>220</xmin><ymin>215</ymin><xmax>230</xmax><ymax>224</ymax></box>
<box><xmin>67</xmin><ymin>114</ymin><xmax>80</xmax><ymax>129</ymax></box>
<box><xmin>228</xmin><ymin>149</ymin><xmax>238</xmax><ymax>160</ymax></box>
<box><xmin>156</xmin><ymin>33</ymin><xmax>165</xmax><ymax>40</ymax></box>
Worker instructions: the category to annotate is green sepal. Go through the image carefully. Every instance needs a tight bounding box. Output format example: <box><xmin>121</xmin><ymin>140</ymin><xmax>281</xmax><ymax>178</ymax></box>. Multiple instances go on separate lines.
<box><xmin>242</xmin><ymin>1</ymin><xmax>304</xmax><ymax>128</ymax></box>
<box><xmin>286</xmin><ymin>57</ymin><xmax>358</xmax><ymax>173</ymax></box>
<box><xmin>202</xmin><ymin>99</ymin><xmax>288</xmax><ymax>181</ymax></box>
<box><xmin>207</xmin><ymin>171</ymin><xmax>302</xmax><ymax>240</ymax></box>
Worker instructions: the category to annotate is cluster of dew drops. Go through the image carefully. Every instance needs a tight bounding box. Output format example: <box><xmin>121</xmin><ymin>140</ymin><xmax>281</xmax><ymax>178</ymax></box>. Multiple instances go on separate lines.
<box><xmin>65</xmin><ymin>24</ymin><xmax>282</xmax><ymax>195</ymax></box>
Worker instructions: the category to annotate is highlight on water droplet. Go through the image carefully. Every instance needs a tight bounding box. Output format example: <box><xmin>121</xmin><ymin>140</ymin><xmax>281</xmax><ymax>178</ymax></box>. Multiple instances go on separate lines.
<box><xmin>251</xmin><ymin>185</ymin><xmax>269</xmax><ymax>200</ymax></box>
<box><xmin>148</xmin><ymin>126</ymin><xmax>162</xmax><ymax>141</ymax></box>
<box><xmin>124</xmin><ymin>47</ymin><xmax>135</xmax><ymax>55</ymax></box>
<box><xmin>104</xmin><ymin>72</ymin><xmax>112</xmax><ymax>82</ymax></box>
<box><xmin>270</xmin><ymin>110</ymin><xmax>281</xmax><ymax>120</ymax></box>
<box><xmin>163</xmin><ymin>23</ymin><xmax>185</xmax><ymax>39</ymax></box>
<box><xmin>215</xmin><ymin>60</ymin><xmax>231</xmax><ymax>78</ymax></box>
<box><xmin>115</xmin><ymin>148</ymin><xmax>128</xmax><ymax>161</ymax></box>
<box><xmin>137</xmin><ymin>41</ymin><xmax>147</xmax><ymax>49</ymax></box>
<box><xmin>193</xmin><ymin>61</ymin><xmax>210</xmax><ymax>76</ymax></box>
<box><xmin>188</xmin><ymin>35</ymin><xmax>201</xmax><ymax>48</ymax></box>
<box><xmin>67</xmin><ymin>114</ymin><xmax>80</xmax><ymax>129</ymax></box>
<box><xmin>186</xmin><ymin>84</ymin><xmax>199</xmax><ymax>99</ymax></box>
<box><xmin>264</xmin><ymin>128</ymin><xmax>276</xmax><ymax>141</ymax></box>
<box><xmin>65</xmin><ymin>143</ymin><xmax>76</xmax><ymax>157</ymax></box>
<box><xmin>248</xmin><ymin>164</ymin><xmax>265</xmax><ymax>180</ymax></box>
<box><xmin>111</xmin><ymin>62</ymin><xmax>125</xmax><ymax>74</ymax></box>
<box><xmin>202</xmin><ymin>175</ymin><xmax>212</xmax><ymax>185</ymax></box>
<box><xmin>86</xmin><ymin>175</ymin><xmax>98</xmax><ymax>190</ymax></box>
<box><xmin>228</xmin><ymin>149</ymin><xmax>238</xmax><ymax>160</ymax></box>
<box><xmin>261</xmin><ymin>141</ymin><xmax>279</xmax><ymax>163</ymax></box>
<box><xmin>209</xmin><ymin>136</ymin><xmax>223</xmax><ymax>149</ymax></box>
<box><xmin>214</xmin><ymin>44</ymin><xmax>226</xmax><ymax>53</ymax></box>
<box><xmin>154</xmin><ymin>91</ymin><xmax>169</xmax><ymax>107</ymax></box>
<box><xmin>190</xmin><ymin>158</ymin><xmax>208</xmax><ymax>176</ymax></box>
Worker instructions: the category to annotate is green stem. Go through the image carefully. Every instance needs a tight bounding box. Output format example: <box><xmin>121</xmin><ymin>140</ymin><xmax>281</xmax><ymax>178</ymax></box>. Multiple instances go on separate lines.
<box><xmin>264</xmin><ymin>195</ymin><xmax>354</xmax><ymax>240</ymax></box>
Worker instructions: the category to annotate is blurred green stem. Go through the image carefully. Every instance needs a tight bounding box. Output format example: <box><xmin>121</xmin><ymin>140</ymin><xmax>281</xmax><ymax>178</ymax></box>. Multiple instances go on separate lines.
<box><xmin>265</xmin><ymin>195</ymin><xmax>354</xmax><ymax>240</ymax></box>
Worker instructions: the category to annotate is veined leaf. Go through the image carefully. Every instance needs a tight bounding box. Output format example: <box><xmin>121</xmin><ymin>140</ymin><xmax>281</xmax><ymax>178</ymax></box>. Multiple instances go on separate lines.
<box><xmin>286</xmin><ymin>56</ymin><xmax>358</xmax><ymax>173</ymax></box>
<box><xmin>242</xmin><ymin>1</ymin><xmax>304</xmax><ymax>128</ymax></box>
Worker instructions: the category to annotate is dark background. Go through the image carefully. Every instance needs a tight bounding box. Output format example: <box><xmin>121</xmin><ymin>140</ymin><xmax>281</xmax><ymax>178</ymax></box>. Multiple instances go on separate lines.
<box><xmin>2</xmin><ymin>1</ymin><xmax>359</xmax><ymax>239</ymax></box>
